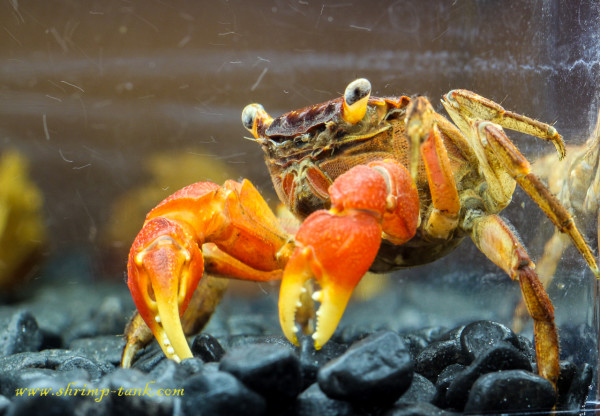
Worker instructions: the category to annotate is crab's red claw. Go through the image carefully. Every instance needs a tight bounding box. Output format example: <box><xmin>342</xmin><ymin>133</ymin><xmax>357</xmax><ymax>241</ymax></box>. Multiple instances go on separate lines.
<box><xmin>125</xmin><ymin>180</ymin><xmax>290</xmax><ymax>365</ymax></box>
<box><xmin>279</xmin><ymin>162</ymin><xmax>418</xmax><ymax>349</ymax></box>
<box><xmin>127</xmin><ymin>217</ymin><xmax>204</xmax><ymax>362</ymax></box>
<box><xmin>279</xmin><ymin>210</ymin><xmax>382</xmax><ymax>348</ymax></box>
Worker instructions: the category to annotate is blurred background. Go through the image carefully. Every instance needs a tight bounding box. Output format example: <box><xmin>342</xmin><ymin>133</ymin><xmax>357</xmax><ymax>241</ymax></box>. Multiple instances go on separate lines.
<box><xmin>0</xmin><ymin>0</ymin><xmax>599</xmax><ymax>374</ymax></box>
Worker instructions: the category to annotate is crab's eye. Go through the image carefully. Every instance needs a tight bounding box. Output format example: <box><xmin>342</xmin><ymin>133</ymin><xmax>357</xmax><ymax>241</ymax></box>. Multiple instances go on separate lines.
<box><xmin>242</xmin><ymin>103</ymin><xmax>273</xmax><ymax>140</ymax></box>
<box><xmin>242</xmin><ymin>103</ymin><xmax>262</xmax><ymax>131</ymax></box>
<box><xmin>342</xmin><ymin>78</ymin><xmax>371</xmax><ymax>124</ymax></box>
<box><xmin>344</xmin><ymin>78</ymin><xmax>371</xmax><ymax>107</ymax></box>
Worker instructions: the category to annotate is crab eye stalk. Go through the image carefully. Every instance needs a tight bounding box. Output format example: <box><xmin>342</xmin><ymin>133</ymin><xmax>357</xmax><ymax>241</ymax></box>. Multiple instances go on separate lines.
<box><xmin>342</xmin><ymin>78</ymin><xmax>371</xmax><ymax>124</ymax></box>
<box><xmin>242</xmin><ymin>103</ymin><xmax>272</xmax><ymax>139</ymax></box>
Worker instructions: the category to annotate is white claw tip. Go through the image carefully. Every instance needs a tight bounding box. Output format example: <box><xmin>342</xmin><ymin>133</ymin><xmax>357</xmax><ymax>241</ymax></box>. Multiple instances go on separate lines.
<box><xmin>155</xmin><ymin>316</ymin><xmax>161</xmax><ymax>323</ymax></box>
<box><xmin>167</xmin><ymin>346</ymin><xmax>175</xmax><ymax>355</ymax></box>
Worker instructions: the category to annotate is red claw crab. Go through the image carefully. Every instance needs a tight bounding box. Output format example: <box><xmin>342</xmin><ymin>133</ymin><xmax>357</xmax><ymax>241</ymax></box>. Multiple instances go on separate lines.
<box><xmin>122</xmin><ymin>78</ymin><xmax>599</xmax><ymax>391</ymax></box>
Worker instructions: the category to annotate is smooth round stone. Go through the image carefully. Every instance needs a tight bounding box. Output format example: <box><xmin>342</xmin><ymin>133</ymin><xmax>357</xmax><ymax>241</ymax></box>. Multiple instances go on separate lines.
<box><xmin>56</xmin><ymin>356</ymin><xmax>106</xmax><ymax>381</ymax></box>
<box><xmin>459</xmin><ymin>321</ymin><xmax>519</xmax><ymax>361</ymax></box>
<box><xmin>445</xmin><ymin>341</ymin><xmax>532</xmax><ymax>410</ymax></box>
<box><xmin>384</xmin><ymin>402</ymin><xmax>461</xmax><ymax>416</ymax></box>
<box><xmin>97</xmin><ymin>368</ymin><xmax>174</xmax><ymax>416</ymax></box>
<box><xmin>0</xmin><ymin>349</ymin><xmax>99</xmax><ymax>373</ymax></box>
<box><xmin>219</xmin><ymin>343</ymin><xmax>302</xmax><ymax>404</ymax></box>
<box><xmin>181</xmin><ymin>370</ymin><xmax>266</xmax><ymax>416</ymax></box>
<box><xmin>318</xmin><ymin>331</ymin><xmax>413</xmax><ymax>406</ymax></box>
<box><xmin>332</xmin><ymin>325</ymin><xmax>372</xmax><ymax>345</ymax></box>
<box><xmin>433</xmin><ymin>364</ymin><xmax>465</xmax><ymax>408</ymax></box>
<box><xmin>396</xmin><ymin>373</ymin><xmax>436</xmax><ymax>405</ymax></box>
<box><xmin>0</xmin><ymin>368</ymin><xmax>89</xmax><ymax>398</ymax></box>
<box><xmin>289</xmin><ymin>383</ymin><xmax>359</xmax><ymax>416</ymax></box>
<box><xmin>0</xmin><ymin>396</ymin><xmax>10</xmax><ymax>415</ymax></box>
<box><xmin>399</xmin><ymin>333</ymin><xmax>430</xmax><ymax>361</ymax></box>
<box><xmin>191</xmin><ymin>333</ymin><xmax>225</xmax><ymax>363</ymax></box>
<box><xmin>130</xmin><ymin>345</ymin><xmax>167</xmax><ymax>373</ymax></box>
<box><xmin>7</xmin><ymin>384</ymin><xmax>76</xmax><ymax>416</ymax></box>
<box><xmin>557</xmin><ymin>362</ymin><xmax>593</xmax><ymax>411</ymax></box>
<box><xmin>412</xmin><ymin>326</ymin><xmax>449</xmax><ymax>344</ymax></box>
<box><xmin>178</xmin><ymin>357</ymin><xmax>205</xmax><ymax>375</ymax></box>
<box><xmin>0</xmin><ymin>311</ymin><xmax>43</xmax><ymax>356</ymax></box>
<box><xmin>464</xmin><ymin>369</ymin><xmax>556</xmax><ymax>413</ymax></box>
<box><xmin>415</xmin><ymin>338</ymin><xmax>465</xmax><ymax>381</ymax></box>
<box><xmin>299</xmin><ymin>336</ymin><xmax>347</xmax><ymax>389</ymax></box>
<box><xmin>69</xmin><ymin>335</ymin><xmax>126</xmax><ymax>366</ymax></box>
<box><xmin>148</xmin><ymin>358</ymin><xmax>199</xmax><ymax>386</ymax></box>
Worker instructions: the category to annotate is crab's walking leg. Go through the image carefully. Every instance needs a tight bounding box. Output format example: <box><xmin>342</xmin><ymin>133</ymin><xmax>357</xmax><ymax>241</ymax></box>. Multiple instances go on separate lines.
<box><xmin>124</xmin><ymin>180</ymin><xmax>290</xmax><ymax>365</ymax></box>
<box><xmin>469</xmin><ymin>214</ymin><xmax>559</xmax><ymax>389</ymax></box>
<box><xmin>279</xmin><ymin>160</ymin><xmax>419</xmax><ymax>348</ymax></box>
<box><xmin>443</xmin><ymin>89</ymin><xmax>566</xmax><ymax>159</ymax></box>
<box><xmin>478</xmin><ymin>122</ymin><xmax>600</xmax><ymax>277</ymax></box>
<box><xmin>512</xmin><ymin>230</ymin><xmax>571</xmax><ymax>333</ymax></box>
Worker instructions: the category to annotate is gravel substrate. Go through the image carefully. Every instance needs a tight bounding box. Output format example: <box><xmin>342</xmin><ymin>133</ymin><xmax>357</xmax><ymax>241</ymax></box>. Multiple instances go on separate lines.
<box><xmin>0</xmin><ymin>252</ymin><xmax>596</xmax><ymax>416</ymax></box>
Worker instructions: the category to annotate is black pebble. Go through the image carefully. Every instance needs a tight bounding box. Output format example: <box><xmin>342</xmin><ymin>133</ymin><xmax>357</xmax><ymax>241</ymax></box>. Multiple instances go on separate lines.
<box><xmin>0</xmin><ymin>311</ymin><xmax>43</xmax><ymax>356</ymax></box>
<box><xmin>318</xmin><ymin>331</ymin><xmax>413</xmax><ymax>406</ymax></box>
<box><xmin>178</xmin><ymin>357</ymin><xmax>205</xmax><ymax>375</ymax></box>
<box><xmin>97</xmin><ymin>368</ymin><xmax>174</xmax><ymax>416</ymax></box>
<box><xmin>445</xmin><ymin>341</ymin><xmax>532</xmax><ymax>410</ymax></box>
<box><xmin>415</xmin><ymin>337</ymin><xmax>465</xmax><ymax>381</ymax></box>
<box><xmin>396</xmin><ymin>373</ymin><xmax>436</xmax><ymax>405</ymax></box>
<box><xmin>289</xmin><ymin>383</ymin><xmax>359</xmax><ymax>416</ymax></box>
<box><xmin>464</xmin><ymin>369</ymin><xmax>556</xmax><ymax>413</ymax></box>
<box><xmin>0</xmin><ymin>396</ymin><xmax>10</xmax><ymax>415</ymax></box>
<box><xmin>399</xmin><ymin>333</ymin><xmax>430</xmax><ymax>361</ymax></box>
<box><xmin>7</xmin><ymin>384</ymin><xmax>76</xmax><ymax>416</ymax></box>
<box><xmin>459</xmin><ymin>320</ymin><xmax>519</xmax><ymax>361</ymax></box>
<box><xmin>130</xmin><ymin>344</ymin><xmax>167</xmax><ymax>373</ymax></box>
<box><xmin>384</xmin><ymin>402</ymin><xmax>461</xmax><ymax>416</ymax></box>
<box><xmin>433</xmin><ymin>363</ymin><xmax>465</xmax><ymax>408</ymax></box>
<box><xmin>181</xmin><ymin>370</ymin><xmax>266</xmax><ymax>416</ymax></box>
<box><xmin>191</xmin><ymin>333</ymin><xmax>225</xmax><ymax>362</ymax></box>
<box><xmin>299</xmin><ymin>336</ymin><xmax>347</xmax><ymax>389</ymax></box>
<box><xmin>148</xmin><ymin>358</ymin><xmax>195</xmax><ymax>386</ymax></box>
<box><xmin>0</xmin><ymin>368</ymin><xmax>89</xmax><ymax>398</ymax></box>
<box><xmin>56</xmin><ymin>356</ymin><xmax>106</xmax><ymax>381</ymax></box>
<box><xmin>219</xmin><ymin>342</ymin><xmax>302</xmax><ymax>405</ymax></box>
<box><xmin>557</xmin><ymin>362</ymin><xmax>593</xmax><ymax>411</ymax></box>
<box><xmin>69</xmin><ymin>335</ymin><xmax>126</xmax><ymax>366</ymax></box>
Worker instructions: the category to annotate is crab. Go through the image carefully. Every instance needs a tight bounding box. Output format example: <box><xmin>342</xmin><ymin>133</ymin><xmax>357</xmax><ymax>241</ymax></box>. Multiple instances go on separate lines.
<box><xmin>121</xmin><ymin>78</ymin><xmax>599</xmax><ymax>391</ymax></box>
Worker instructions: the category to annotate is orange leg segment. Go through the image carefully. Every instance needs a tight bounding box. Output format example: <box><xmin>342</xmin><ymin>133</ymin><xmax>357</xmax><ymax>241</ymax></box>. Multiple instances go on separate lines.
<box><xmin>421</xmin><ymin>125</ymin><xmax>460</xmax><ymax>239</ymax></box>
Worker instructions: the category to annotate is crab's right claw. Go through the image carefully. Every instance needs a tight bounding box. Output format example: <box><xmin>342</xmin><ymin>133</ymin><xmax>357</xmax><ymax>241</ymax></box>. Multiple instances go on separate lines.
<box><xmin>127</xmin><ymin>217</ymin><xmax>204</xmax><ymax>363</ymax></box>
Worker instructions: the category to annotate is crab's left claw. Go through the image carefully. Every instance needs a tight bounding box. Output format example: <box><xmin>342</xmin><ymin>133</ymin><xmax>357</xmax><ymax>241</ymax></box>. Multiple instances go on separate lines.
<box><xmin>279</xmin><ymin>209</ymin><xmax>382</xmax><ymax>348</ymax></box>
<box><xmin>127</xmin><ymin>217</ymin><xmax>203</xmax><ymax>362</ymax></box>
<box><xmin>279</xmin><ymin>161</ymin><xmax>419</xmax><ymax>348</ymax></box>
